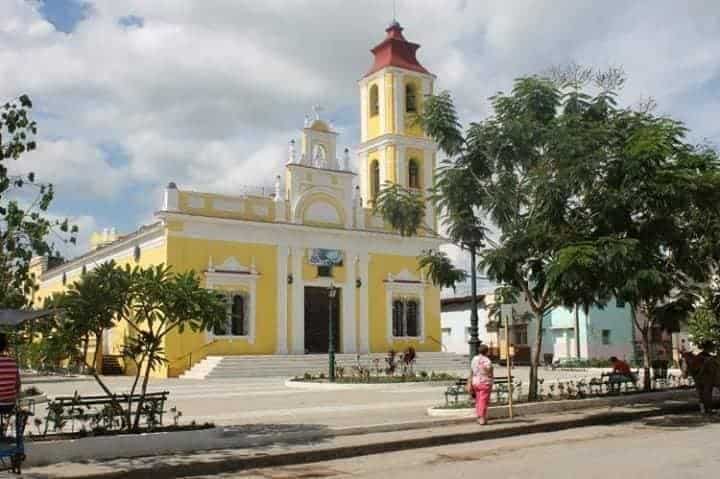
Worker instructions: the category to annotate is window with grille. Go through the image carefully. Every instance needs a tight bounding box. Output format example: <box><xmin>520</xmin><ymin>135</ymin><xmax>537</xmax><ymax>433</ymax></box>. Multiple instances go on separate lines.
<box><xmin>392</xmin><ymin>297</ymin><xmax>420</xmax><ymax>337</ymax></box>
<box><xmin>405</xmin><ymin>84</ymin><xmax>417</xmax><ymax>113</ymax></box>
<box><xmin>408</xmin><ymin>159</ymin><xmax>420</xmax><ymax>189</ymax></box>
<box><xmin>214</xmin><ymin>292</ymin><xmax>248</xmax><ymax>336</ymax></box>
<box><xmin>602</xmin><ymin>329</ymin><xmax>611</xmax><ymax>345</ymax></box>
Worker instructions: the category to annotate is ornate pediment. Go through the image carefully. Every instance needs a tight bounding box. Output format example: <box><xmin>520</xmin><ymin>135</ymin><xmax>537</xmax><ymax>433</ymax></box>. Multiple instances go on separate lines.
<box><xmin>386</xmin><ymin>268</ymin><xmax>421</xmax><ymax>283</ymax></box>
<box><xmin>207</xmin><ymin>256</ymin><xmax>257</xmax><ymax>275</ymax></box>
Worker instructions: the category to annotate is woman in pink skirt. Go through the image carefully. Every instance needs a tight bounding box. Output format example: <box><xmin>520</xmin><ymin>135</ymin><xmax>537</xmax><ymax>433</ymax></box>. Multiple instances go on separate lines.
<box><xmin>470</xmin><ymin>344</ymin><xmax>494</xmax><ymax>425</ymax></box>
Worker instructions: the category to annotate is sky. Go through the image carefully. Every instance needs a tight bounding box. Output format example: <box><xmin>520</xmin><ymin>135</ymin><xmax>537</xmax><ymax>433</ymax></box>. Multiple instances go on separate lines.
<box><xmin>1</xmin><ymin>0</ymin><xmax>719</xmax><ymax>260</ymax></box>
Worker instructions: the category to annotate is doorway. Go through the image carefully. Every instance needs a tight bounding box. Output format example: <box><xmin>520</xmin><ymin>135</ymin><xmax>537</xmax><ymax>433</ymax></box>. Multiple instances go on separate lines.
<box><xmin>304</xmin><ymin>286</ymin><xmax>340</xmax><ymax>353</ymax></box>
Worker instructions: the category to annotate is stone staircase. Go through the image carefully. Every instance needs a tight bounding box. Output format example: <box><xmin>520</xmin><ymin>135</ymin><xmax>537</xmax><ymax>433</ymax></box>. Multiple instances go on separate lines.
<box><xmin>101</xmin><ymin>355</ymin><xmax>124</xmax><ymax>376</ymax></box>
<box><xmin>179</xmin><ymin>352</ymin><xmax>469</xmax><ymax>380</ymax></box>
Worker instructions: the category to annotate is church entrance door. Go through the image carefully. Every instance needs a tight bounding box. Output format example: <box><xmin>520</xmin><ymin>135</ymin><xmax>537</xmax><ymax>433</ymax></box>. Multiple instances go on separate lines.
<box><xmin>304</xmin><ymin>286</ymin><xmax>340</xmax><ymax>354</ymax></box>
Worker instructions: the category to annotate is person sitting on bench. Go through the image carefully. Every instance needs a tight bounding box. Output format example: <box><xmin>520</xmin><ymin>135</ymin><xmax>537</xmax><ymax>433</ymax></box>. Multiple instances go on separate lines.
<box><xmin>0</xmin><ymin>333</ymin><xmax>20</xmax><ymax>415</ymax></box>
<box><xmin>609</xmin><ymin>356</ymin><xmax>637</xmax><ymax>383</ymax></box>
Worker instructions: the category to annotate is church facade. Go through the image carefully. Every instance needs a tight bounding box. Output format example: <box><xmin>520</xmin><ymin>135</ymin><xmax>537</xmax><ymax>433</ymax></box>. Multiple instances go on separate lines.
<box><xmin>30</xmin><ymin>23</ymin><xmax>444</xmax><ymax>377</ymax></box>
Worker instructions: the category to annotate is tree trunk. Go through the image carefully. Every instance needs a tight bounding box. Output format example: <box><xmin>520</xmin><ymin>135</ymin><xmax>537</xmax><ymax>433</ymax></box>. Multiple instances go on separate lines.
<box><xmin>630</xmin><ymin>306</ymin><xmax>652</xmax><ymax>391</ymax></box>
<box><xmin>133</xmin><ymin>348</ymin><xmax>156</xmax><ymax>431</ymax></box>
<box><xmin>92</xmin><ymin>332</ymin><xmax>103</xmax><ymax>373</ymax></box>
<box><xmin>528</xmin><ymin>310</ymin><xmax>545</xmax><ymax>401</ymax></box>
<box><xmin>81</xmin><ymin>333</ymin><xmax>90</xmax><ymax>373</ymax></box>
<box><xmin>640</xmin><ymin>328</ymin><xmax>652</xmax><ymax>391</ymax></box>
<box><xmin>126</xmin><ymin>354</ymin><xmax>145</xmax><ymax>430</ymax></box>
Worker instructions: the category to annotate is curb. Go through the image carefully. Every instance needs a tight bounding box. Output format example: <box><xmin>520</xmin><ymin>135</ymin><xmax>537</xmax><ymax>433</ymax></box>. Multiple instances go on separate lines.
<box><xmin>40</xmin><ymin>401</ymin><xmax>704</xmax><ymax>479</ymax></box>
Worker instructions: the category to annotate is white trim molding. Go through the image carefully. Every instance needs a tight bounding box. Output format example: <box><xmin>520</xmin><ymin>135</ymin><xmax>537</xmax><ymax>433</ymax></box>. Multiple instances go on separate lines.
<box><xmin>204</xmin><ymin>257</ymin><xmax>260</xmax><ymax>344</ymax></box>
<box><xmin>384</xmin><ymin>269</ymin><xmax>426</xmax><ymax>344</ymax></box>
<box><xmin>276</xmin><ymin>246</ymin><xmax>290</xmax><ymax>354</ymax></box>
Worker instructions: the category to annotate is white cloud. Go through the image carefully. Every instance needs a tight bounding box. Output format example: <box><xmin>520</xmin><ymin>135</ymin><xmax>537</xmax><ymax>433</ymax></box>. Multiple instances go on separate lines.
<box><xmin>9</xmin><ymin>139</ymin><xmax>128</xmax><ymax>198</ymax></box>
<box><xmin>0</xmin><ymin>0</ymin><xmax>718</xmax><ymax>239</ymax></box>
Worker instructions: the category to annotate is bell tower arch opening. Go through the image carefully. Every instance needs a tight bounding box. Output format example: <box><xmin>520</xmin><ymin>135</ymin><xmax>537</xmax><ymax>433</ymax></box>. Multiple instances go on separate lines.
<box><xmin>357</xmin><ymin>22</ymin><xmax>438</xmax><ymax>232</ymax></box>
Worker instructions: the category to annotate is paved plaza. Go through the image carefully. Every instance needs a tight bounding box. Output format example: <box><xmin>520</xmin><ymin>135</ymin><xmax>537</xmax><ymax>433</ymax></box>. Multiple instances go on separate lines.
<box><xmin>33</xmin><ymin>367</ymin><xmax>615</xmax><ymax>429</ymax></box>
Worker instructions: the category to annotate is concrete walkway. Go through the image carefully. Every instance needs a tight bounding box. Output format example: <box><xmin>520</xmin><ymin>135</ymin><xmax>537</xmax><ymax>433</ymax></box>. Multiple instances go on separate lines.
<box><xmin>30</xmin><ymin>367</ymin><xmax>619</xmax><ymax>429</ymax></box>
<box><xmin>21</xmin><ymin>397</ymin><xmax>707</xmax><ymax>479</ymax></box>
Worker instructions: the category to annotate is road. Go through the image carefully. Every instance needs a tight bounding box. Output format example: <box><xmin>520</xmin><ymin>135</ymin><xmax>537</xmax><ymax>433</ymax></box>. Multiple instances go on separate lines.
<box><xmin>191</xmin><ymin>415</ymin><xmax>720</xmax><ymax>478</ymax></box>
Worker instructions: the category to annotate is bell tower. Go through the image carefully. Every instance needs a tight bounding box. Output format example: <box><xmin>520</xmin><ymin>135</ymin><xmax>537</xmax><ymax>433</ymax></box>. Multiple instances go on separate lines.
<box><xmin>357</xmin><ymin>22</ymin><xmax>437</xmax><ymax>229</ymax></box>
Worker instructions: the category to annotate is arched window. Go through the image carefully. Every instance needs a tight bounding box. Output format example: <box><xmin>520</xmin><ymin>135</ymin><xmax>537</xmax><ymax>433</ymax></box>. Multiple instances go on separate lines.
<box><xmin>312</xmin><ymin>143</ymin><xmax>327</xmax><ymax>168</ymax></box>
<box><xmin>408</xmin><ymin>159</ymin><xmax>420</xmax><ymax>189</ymax></box>
<box><xmin>370</xmin><ymin>160</ymin><xmax>380</xmax><ymax>204</ymax></box>
<box><xmin>369</xmin><ymin>84</ymin><xmax>379</xmax><ymax>117</ymax></box>
<box><xmin>405</xmin><ymin>83</ymin><xmax>417</xmax><ymax>113</ymax></box>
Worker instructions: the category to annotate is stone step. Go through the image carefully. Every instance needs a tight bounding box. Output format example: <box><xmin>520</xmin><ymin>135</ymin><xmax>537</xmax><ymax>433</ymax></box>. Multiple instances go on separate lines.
<box><xmin>181</xmin><ymin>353</ymin><xmax>469</xmax><ymax>380</ymax></box>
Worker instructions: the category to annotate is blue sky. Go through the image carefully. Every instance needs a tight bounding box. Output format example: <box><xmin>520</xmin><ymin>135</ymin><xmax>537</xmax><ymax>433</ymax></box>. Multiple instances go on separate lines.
<box><xmin>2</xmin><ymin>0</ymin><xmax>719</xmax><ymax>259</ymax></box>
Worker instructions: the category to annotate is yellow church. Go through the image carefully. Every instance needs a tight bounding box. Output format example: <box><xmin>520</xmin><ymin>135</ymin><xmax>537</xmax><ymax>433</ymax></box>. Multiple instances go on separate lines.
<box><xmin>30</xmin><ymin>22</ymin><xmax>444</xmax><ymax>378</ymax></box>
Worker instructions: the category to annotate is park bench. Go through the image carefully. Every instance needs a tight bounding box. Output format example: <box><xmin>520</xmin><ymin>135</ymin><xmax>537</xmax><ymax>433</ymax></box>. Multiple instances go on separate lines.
<box><xmin>600</xmin><ymin>371</ymin><xmax>639</xmax><ymax>394</ymax></box>
<box><xmin>45</xmin><ymin>391</ymin><xmax>169</xmax><ymax>433</ymax></box>
<box><xmin>444</xmin><ymin>377</ymin><xmax>514</xmax><ymax>406</ymax></box>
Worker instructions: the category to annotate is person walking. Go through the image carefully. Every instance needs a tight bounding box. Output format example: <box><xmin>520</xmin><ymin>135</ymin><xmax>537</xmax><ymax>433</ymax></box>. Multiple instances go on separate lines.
<box><xmin>469</xmin><ymin>344</ymin><xmax>494</xmax><ymax>425</ymax></box>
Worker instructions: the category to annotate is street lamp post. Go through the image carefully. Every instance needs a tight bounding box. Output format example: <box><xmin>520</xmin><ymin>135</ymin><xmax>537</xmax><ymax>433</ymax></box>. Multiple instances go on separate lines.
<box><xmin>328</xmin><ymin>283</ymin><xmax>337</xmax><ymax>382</ymax></box>
<box><xmin>468</xmin><ymin>247</ymin><xmax>480</xmax><ymax>360</ymax></box>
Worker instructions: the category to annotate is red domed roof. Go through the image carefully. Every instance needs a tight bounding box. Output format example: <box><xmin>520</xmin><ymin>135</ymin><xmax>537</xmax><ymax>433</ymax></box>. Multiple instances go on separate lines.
<box><xmin>364</xmin><ymin>22</ymin><xmax>431</xmax><ymax>78</ymax></box>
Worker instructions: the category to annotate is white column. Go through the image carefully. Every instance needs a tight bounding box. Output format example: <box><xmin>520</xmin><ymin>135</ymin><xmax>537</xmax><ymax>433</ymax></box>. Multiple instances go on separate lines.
<box><xmin>358</xmin><ymin>253</ymin><xmax>370</xmax><ymax>353</ymax></box>
<box><xmin>379</xmin><ymin>76</ymin><xmax>386</xmax><ymax>136</ymax></box>
<box><xmin>343</xmin><ymin>252</ymin><xmax>357</xmax><ymax>353</ymax></box>
<box><xmin>291</xmin><ymin>247</ymin><xmax>305</xmax><ymax>354</ymax></box>
<box><xmin>395</xmin><ymin>73</ymin><xmax>403</xmax><ymax>133</ymax></box>
<box><xmin>423</xmin><ymin>148</ymin><xmax>435</xmax><ymax>229</ymax></box>
<box><xmin>397</xmin><ymin>145</ymin><xmax>406</xmax><ymax>187</ymax></box>
<box><xmin>360</xmin><ymin>85</ymin><xmax>368</xmax><ymax>142</ymax></box>
<box><xmin>379</xmin><ymin>148</ymin><xmax>387</xmax><ymax>186</ymax></box>
<box><xmin>275</xmin><ymin>246</ymin><xmax>289</xmax><ymax>354</ymax></box>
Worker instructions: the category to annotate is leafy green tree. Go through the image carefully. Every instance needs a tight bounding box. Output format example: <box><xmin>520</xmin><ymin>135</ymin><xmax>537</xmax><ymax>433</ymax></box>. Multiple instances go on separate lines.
<box><xmin>125</xmin><ymin>264</ymin><xmax>226</xmax><ymax>430</ymax></box>
<box><xmin>374</xmin><ymin>183</ymin><xmax>426</xmax><ymax>236</ymax></box>
<box><xmin>0</xmin><ymin>95</ymin><xmax>77</xmax><ymax>307</ymax></box>
<box><xmin>421</xmin><ymin>92</ymin><xmax>488</xmax><ymax>357</ymax></box>
<box><xmin>418</xmin><ymin>249</ymin><xmax>466</xmax><ymax>290</ymax></box>
<box><xmin>544</xmin><ymin>72</ymin><xmax>720</xmax><ymax>390</ymax></box>
<box><xmin>61</xmin><ymin>261</ymin><xmax>132</xmax><ymax>389</ymax></box>
<box><xmin>689</xmin><ymin>307</ymin><xmax>720</xmax><ymax>350</ymax></box>
<box><xmin>421</xmin><ymin>77</ymin><xmax>586</xmax><ymax>399</ymax></box>
<box><xmin>417</xmin><ymin>66</ymin><xmax>720</xmax><ymax>398</ymax></box>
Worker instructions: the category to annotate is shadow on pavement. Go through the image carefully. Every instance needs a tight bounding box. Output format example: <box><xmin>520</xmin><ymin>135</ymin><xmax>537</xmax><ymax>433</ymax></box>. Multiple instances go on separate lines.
<box><xmin>640</xmin><ymin>414</ymin><xmax>720</xmax><ymax>429</ymax></box>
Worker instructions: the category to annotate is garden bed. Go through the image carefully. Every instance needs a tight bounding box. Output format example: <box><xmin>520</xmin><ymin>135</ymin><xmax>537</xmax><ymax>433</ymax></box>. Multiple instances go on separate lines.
<box><xmin>291</xmin><ymin>372</ymin><xmax>459</xmax><ymax>384</ymax></box>
<box><xmin>427</xmin><ymin>388</ymin><xmax>697</xmax><ymax>418</ymax></box>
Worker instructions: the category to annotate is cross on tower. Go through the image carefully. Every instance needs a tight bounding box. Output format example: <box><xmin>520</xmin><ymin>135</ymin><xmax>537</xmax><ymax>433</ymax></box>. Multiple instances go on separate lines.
<box><xmin>312</xmin><ymin>104</ymin><xmax>324</xmax><ymax>120</ymax></box>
